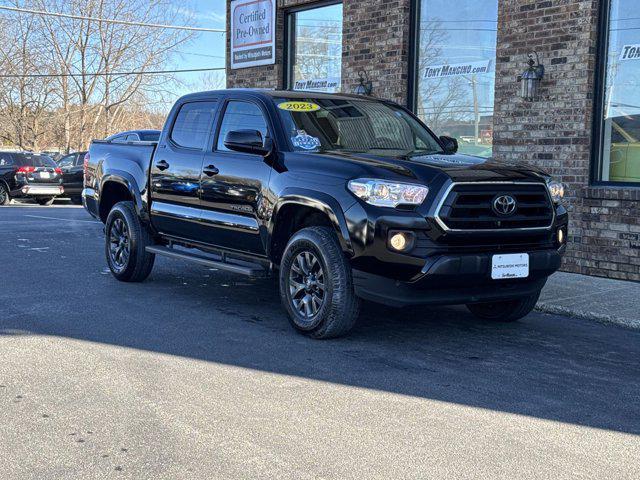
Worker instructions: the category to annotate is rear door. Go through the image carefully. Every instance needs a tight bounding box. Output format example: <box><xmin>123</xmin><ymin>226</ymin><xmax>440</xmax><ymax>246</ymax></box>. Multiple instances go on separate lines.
<box><xmin>198</xmin><ymin>98</ymin><xmax>273</xmax><ymax>254</ymax></box>
<box><xmin>150</xmin><ymin>100</ymin><xmax>218</xmax><ymax>239</ymax></box>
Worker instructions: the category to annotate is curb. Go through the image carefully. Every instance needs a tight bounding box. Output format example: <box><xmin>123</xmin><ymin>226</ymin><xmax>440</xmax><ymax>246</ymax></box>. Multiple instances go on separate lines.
<box><xmin>535</xmin><ymin>302</ymin><xmax>640</xmax><ymax>331</ymax></box>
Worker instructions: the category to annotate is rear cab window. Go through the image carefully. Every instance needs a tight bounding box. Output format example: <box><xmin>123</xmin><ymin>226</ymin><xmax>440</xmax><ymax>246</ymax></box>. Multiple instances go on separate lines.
<box><xmin>0</xmin><ymin>153</ymin><xmax>14</xmax><ymax>166</ymax></box>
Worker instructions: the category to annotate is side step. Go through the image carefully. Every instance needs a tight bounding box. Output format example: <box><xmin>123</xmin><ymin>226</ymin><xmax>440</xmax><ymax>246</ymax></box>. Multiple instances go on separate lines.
<box><xmin>146</xmin><ymin>245</ymin><xmax>268</xmax><ymax>278</ymax></box>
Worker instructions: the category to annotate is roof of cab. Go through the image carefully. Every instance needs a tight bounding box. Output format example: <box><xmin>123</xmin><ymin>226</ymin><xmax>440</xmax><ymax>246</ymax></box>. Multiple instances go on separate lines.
<box><xmin>176</xmin><ymin>89</ymin><xmax>388</xmax><ymax>104</ymax></box>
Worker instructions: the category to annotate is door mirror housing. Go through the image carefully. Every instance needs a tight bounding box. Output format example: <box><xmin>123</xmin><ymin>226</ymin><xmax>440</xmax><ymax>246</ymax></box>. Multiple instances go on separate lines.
<box><xmin>224</xmin><ymin>130</ymin><xmax>270</xmax><ymax>156</ymax></box>
<box><xmin>439</xmin><ymin>135</ymin><xmax>458</xmax><ymax>154</ymax></box>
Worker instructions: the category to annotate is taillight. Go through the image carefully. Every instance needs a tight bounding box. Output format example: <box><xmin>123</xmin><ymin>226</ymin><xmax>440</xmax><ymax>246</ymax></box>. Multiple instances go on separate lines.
<box><xmin>55</xmin><ymin>168</ymin><xmax>62</xmax><ymax>174</ymax></box>
<box><xmin>16</xmin><ymin>166</ymin><xmax>36</xmax><ymax>173</ymax></box>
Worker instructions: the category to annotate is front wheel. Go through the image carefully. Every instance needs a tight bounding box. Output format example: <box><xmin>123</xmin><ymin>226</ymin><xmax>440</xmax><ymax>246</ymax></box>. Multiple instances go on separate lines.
<box><xmin>36</xmin><ymin>197</ymin><xmax>55</xmax><ymax>206</ymax></box>
<box><xmin>466</xmin><ymin>291</ymin><xmax>541</xmax><ymax>322</ymax></box>
<box><xmin>105</xmin><ymin>201</ymin><xmax>155</xmax><ymax>282</ymax></box>
<box><xmin>279</xmin><ymin>226</ymin><xmax>360</xmax><ymax>339</ymax></box>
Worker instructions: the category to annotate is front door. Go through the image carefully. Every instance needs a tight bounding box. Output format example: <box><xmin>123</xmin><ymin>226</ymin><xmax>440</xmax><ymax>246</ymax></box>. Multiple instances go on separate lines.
<box><xmin>199</xmin><ymin>100</ymin><xmax>272</xmax><ymax>255</ymax></box>
<box><xmin>150</xmin><ymin>100</ymin><xmax>218</xmax><ymax>239</ymax></box>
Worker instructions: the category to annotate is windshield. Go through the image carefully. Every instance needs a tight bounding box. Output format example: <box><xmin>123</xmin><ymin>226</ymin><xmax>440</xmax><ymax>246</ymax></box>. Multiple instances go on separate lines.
<box><xmin>275</xmin><ymin>97</ymin><xmax>444</xmax><ymax>156</ymax></box>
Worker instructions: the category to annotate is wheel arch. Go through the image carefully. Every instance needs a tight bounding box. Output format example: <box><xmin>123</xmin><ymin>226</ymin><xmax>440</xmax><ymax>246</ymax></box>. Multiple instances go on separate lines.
<box><xmin>269</xmin><ymin>188</ymin><xmax>354</xmax><ymax>264</ymax></box>
<box><xmin>99</xmin><ymin>171</ymin><xmax>145</xmax><ymax>223</ymax></box>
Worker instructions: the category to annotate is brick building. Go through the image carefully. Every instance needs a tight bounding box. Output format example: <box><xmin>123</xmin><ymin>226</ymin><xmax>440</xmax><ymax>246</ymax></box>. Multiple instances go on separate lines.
<box><xmin>226</xmin><ymin>0</ymin><xmax>640</xmax><ymax>282</ymax></box>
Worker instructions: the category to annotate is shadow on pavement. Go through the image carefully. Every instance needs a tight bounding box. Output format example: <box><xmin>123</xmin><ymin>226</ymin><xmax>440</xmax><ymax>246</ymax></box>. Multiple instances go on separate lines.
<box><xmin>1</xmin><ymin>208</ymin><xmax>639</xmax><ymax>436</ymax></box>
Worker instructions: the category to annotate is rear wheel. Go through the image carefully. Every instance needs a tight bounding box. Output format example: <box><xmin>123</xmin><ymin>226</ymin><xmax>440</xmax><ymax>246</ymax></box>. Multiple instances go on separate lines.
<box><xmin>0</xmin><ymin>183</ymin><xmax>10</xmax><ymax>205</ymax></box>
<box><xmin>279</xmin><ymin>226</ymin><xmax>360</xmax><ymax>339</ymax></box>
<box><xmin>105</xmin><ymin>201</ymin><xmax>155</xmax><ymax>282</ymax></box>
<box><xmin>36</xmin><ymin>197</ymin><xmax>55</xmax><ymax>206</ymax></box>
<box><xmin>466</xmin><ymin>291</ymin><xmax>541</xmax><ymax>322</ymax></box>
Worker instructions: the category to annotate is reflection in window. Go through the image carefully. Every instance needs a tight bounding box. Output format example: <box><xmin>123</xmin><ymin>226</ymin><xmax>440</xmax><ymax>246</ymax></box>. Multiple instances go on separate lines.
<box><xmin>416</xmin><ymin>0</ymin><xmax>497</xmax><ymax>158</ymax></box>
<box><xmin>288</xmin><ymin>3</ymin><xmax>342</xmax><ymax>93</ymax></box>
<box><xmin>600</xmin><ymin>0</ymin><xmax>640</xmax><ymax>183</ymax></box>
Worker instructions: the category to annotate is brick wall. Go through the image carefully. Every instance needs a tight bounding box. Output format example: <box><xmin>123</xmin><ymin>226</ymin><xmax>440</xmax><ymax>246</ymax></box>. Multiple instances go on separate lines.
<box><xmin>494</xmin><ymin>0</ymin><xmax>639</xmax><ymax>282</ymax></box>
<box><xmin>226</xmin><ymin>0</ymin><xmax>412</xmax><ymax>104</ymax></box>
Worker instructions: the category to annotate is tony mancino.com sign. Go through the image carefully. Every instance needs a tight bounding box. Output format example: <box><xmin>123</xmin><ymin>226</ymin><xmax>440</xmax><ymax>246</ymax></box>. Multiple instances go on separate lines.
<box><xmin>424</xmin><ymin>60</ymin><xmax>493</xmax><ymax>79</ymax></box>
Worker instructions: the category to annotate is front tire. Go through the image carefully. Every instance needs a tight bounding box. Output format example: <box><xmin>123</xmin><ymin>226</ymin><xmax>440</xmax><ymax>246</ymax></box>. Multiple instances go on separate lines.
<box><xmin>36</xmin><ymin>197</ymin><xmax>55</xmax><ymax>206</ymax></box>
<box><xmin>105</xmin><ymin>201</ymin><xmax>155</xmax><ymax>282</ymax></box>
<box><xmin>0</xmin><ymin>183</ymin><xmax>10</xmax><ymax>205</ymax></box>
<box><xmin>279</xmin><ymin>226</ymin><xmax>360</xmax><ymax>339</ymax></box>
<box><xmin>466</xmin><ymin>291</ymin><xmax>541</xmax><ymax>322</ymax></box>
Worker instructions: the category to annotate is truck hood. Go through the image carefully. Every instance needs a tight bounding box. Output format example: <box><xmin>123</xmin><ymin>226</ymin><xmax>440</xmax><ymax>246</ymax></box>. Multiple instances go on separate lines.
<box><xmin>299</xmin><ymin>150</ymin><xmax>550</xmax><ymax>184</ymax></box>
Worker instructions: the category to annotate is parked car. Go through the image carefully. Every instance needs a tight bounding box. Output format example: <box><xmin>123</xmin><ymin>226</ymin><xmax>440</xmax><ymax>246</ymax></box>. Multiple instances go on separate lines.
<box><xmin>105</xmin><ymin>130</ymin><xmax>161</xmax><ymax>143</ymax></box>
<box><xmin>56</xmin><ymin>151</ymin><xmax>86</xmax><ymax>204</ymax></box>
<box><xmin>83</xmin><ymin>90</ymin><xmax>568</xmax><ymax>338</ymax></box>
<box><xmin>0</xmin><ymin>152</ymin><xmax>64</xmax><ymax>205</ymax></box>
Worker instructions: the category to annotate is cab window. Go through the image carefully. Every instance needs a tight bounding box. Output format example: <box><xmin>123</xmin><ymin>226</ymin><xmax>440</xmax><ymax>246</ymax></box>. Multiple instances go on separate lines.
<box><xmin>171</xmin><ymin>102</ymin><xmax>218</xmax><ymax>150</ymax></box>
<box><xmin>216</xmin><ymin>101</ymin><xmax>268</xmax><ymax>152</ymax></box>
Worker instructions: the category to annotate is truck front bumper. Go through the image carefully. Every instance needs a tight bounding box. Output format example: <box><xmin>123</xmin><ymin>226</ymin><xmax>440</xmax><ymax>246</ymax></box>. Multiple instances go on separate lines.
<box><xmin>353</xmin><ymin>248</ymin><xmax>561</xmax><ymax>307</ymax></box>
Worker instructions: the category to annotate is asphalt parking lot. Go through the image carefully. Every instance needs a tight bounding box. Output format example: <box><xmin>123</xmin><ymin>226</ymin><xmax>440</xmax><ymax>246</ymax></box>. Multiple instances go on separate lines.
<box><xmin>1</xmin><ymin>204</ymin><xmax>639</xmax><ymax>479</ymax></box>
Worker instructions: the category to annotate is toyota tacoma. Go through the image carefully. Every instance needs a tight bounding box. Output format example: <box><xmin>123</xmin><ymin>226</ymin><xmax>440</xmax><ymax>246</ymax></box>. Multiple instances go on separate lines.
<box><xmin>83</xmin><ymin>90</ymin><xmax>568</xmax><ymax>338</ymax></box>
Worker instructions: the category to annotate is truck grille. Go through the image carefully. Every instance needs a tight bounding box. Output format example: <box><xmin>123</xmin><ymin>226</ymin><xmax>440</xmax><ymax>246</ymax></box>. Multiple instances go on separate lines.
<box><xmin>436</xmin><ymin>182</ymin><xmax>554</xmax><ymax>231</ymax></box>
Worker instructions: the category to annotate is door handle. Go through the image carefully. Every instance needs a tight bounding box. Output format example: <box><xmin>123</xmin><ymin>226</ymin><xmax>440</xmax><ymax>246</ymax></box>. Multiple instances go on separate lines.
<box><xmin>203</xmin><ymin>165</ymin><xmax>219</xmax><ymax>176</ymax></box>
<box><xmin>156</xmin><ymin>160</ymin><xmax>170</xmax><ymax>171</ymax></box>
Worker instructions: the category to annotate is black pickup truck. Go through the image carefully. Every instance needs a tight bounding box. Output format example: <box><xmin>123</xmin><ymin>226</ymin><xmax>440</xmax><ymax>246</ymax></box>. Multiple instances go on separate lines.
<box><xmin>84</xmin><ymin>89</ymin><xmax>568</xmax><ymax>338</ymax></box>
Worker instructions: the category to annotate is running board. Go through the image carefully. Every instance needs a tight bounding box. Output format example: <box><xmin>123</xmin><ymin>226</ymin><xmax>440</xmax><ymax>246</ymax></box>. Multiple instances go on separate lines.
<box><xmin>145</xmin><ymin>245</ymin><xmax>268</xmax><ymax>278</ymax></box>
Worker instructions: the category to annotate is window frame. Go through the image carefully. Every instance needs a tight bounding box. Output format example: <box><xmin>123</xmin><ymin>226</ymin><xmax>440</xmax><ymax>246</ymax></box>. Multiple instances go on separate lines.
<box><xmin>283</xmin><ymin>0</ymin><xmax>344</xmax><ymax>91</ymax></box>
<box><xmin>213</xmin><ymin>98</ymin><xmax>272</xmax><ymax>154</ymax></box>
<box><xmin>590</xmin><ymin>0</ymin><xmax>640</xmax><ymax>188</ymax></box>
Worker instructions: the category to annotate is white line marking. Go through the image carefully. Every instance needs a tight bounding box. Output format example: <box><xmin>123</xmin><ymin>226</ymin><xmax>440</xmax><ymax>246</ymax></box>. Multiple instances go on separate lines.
<box><xmin>23</xmin><ymin>214</ymin><xmax>99</xmax><ymax>224</ymax></box>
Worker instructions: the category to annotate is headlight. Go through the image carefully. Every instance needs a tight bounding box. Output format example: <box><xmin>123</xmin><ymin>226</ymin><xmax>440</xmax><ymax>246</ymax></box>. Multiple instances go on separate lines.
<box><xmin>546</xmin><ymin>179</ymin><xmax>565</xmax><ymax>204</ymax></box>
<box><xmin>348</xmin><ymin>179</ymin><xmax>428</xmax><ymax>207</ymax></box>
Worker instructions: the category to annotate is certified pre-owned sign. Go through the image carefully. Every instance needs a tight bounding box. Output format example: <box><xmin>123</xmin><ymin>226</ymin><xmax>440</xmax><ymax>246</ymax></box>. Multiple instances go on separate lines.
<box><xmin>620</xmin><ymin>44</ymin><xmax>640</xmax><ymax>61</ymax></box>
<box><xmin>231</xmin><ymin>0</ymin><xmax>275</xmax><ymax>69</ymax></box>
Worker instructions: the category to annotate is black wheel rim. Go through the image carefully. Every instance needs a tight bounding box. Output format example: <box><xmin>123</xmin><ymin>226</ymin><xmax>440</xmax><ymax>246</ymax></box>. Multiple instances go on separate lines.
<box><xmin>0</xmin><ymin>186</ymin><xmax>7</xmax><ymax>204</ymax></box>
<box><xmin>109</xmin><ymin>218</ymin><xmax>130</xmax><ymax>272</ymax></box>
<box><xmin>289</xmin><ymin>251</ymin><xmax>325</xmax><ymax>320</ymax></box>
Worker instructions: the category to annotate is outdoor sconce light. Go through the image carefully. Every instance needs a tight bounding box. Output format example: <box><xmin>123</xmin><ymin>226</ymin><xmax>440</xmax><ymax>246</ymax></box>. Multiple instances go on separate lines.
<box><xmin>355</xmin><ymin>70</ymin><xmax>373</xmax><ymax>96</ymax></box>
<box><xmin>517</xmin><ymin>52</ymin><xmax>544</xmax><ymax>101</ymax></box>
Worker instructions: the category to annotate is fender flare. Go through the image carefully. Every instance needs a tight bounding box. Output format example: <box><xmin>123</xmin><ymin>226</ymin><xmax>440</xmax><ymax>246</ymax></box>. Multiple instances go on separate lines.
<box><xmin>100</xmin><ymin>170</ymin><xmax>147</xmax><ymax>221</ymax></box>
<box><xmin>270</xmin><ymin>187</ymin><xmax>354</xmax><ymax>256</ymax></box>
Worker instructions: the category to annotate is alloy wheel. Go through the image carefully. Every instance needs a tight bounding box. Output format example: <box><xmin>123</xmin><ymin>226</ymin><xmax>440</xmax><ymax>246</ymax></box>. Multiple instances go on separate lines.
<box><xmin>289</xmin><ymin>251</ymin><xmax>326</xmax><ymax>320</ymax></box>
<box><xmin>109</xmin><ymin>217</ymin><xmax>130</xmax><ymax>272</ymax></box>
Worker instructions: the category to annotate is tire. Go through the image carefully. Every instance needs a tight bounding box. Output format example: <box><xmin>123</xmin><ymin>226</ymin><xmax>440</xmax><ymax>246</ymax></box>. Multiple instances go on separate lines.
<box><xmin>104</xmin><ymin>201</ymin><xmax>155</xmax><ymax>282</ymax></box>
<box><xmin>0</xmin><ymin>183</ymin><xmax>10</xmax><ymax>205</ymax></box>
<box><xmin>70</xmin><ymin>196</ymin><xmax>83</xmax><ymax>205</ymax></box>
<box><xmin>36</xmin><ymin>197</ymin><xmax>55</xmax><ymax>206</ymax></box>
<box><xmin>466</xmin><ymin>290</ymin><xmax>541</xmax><ymax>322</ymax></box>
<box><xmin>279</xmin><ymin>226</ymin><xmax>360</xmax><ymax>339</ymax></box>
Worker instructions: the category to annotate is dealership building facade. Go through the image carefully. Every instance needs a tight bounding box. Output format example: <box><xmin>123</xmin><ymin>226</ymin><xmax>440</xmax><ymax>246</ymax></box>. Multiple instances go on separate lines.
<box><xmin>226</xmin><ymin>0</ymin><xmax>640</xmax><ymax>282</ymax></box>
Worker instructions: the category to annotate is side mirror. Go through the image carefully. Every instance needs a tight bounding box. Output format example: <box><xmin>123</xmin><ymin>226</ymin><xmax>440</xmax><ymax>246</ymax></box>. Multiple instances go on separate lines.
<box><xmin>224</xmin><ymin>130</ymin><xmax>270</xmax><ymax>156</ymax></box>
<box><xmin>440</xmin><ymin>135</ymin><xmax>458</xmax><ymax>154</ymax></box>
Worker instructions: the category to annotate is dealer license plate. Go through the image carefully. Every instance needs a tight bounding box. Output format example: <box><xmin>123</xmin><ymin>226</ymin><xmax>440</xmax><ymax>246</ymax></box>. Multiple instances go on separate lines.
<box><xmin>40</xmin><ymin>171</ymin><xmax>51</xmax><ymax>179</ymax></box>
<box><xmin>491</xmin><ymin>253</ymin><xmax>529</xmax><ymax>280</ymax></box>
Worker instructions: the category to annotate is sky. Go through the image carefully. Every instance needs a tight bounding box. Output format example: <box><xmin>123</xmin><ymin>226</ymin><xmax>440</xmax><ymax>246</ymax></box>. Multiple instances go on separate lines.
<box><xmin>168</xmin><ymin>0</ymin><xmax>228</xmax><ymax>99</ymax></box>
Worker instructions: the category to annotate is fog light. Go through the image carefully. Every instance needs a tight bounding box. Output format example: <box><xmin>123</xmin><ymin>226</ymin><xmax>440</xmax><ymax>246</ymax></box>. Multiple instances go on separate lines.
<box><xmin>558</xmin><ymin>228</ymin><xmax>564</xmax><ymax>244</ymax></box>
<box><xmin>388</xmin><ymin>231</ymin><xmax>415</xmax><ymax>252</ymax></box>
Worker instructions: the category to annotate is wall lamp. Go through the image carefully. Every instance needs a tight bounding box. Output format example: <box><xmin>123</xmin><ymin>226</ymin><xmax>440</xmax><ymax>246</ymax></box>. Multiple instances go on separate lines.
<box><xmin>517</xmin><ymin>52</ymin><xmax>545</xmax><ymax>101</ymax></box>
<box><xmin>355</xmin><ymin>70</ymin><xmax>373</xmax><ymax>96</ymax></box>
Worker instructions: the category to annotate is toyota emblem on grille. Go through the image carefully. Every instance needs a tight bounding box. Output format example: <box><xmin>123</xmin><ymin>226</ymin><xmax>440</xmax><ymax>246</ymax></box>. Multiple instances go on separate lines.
<box><xmin>492</xmin><ymin>194</ymin><xmax>517</xmax><ymax>216</ymax></box>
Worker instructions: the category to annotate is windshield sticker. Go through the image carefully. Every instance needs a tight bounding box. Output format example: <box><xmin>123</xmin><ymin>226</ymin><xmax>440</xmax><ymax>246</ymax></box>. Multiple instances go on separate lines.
<box><xmin>291</xmin><ymin>130</ymin><xmax>321</xmax><ymax>150</ymax></box>
<box><xmin>277</xmin><ymin>101</ymin><xmax>321</xmax><ymax>112</ymax></box>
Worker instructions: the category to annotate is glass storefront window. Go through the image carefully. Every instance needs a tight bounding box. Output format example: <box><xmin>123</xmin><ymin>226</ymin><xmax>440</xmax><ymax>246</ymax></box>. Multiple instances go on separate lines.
<box><xmin>599</xmin><ymin>0</ymin><xmax>640</xmax><ymax>184</ymax></box>
<box><xmin>286</xmin><ymin>3</ymin><xmax>343</xmax><ymax>93</ymax></box>
<box><xmin>415</xmin><ymin>0</ymin><xmax>498</xmax><ymax>158</ymax></box>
